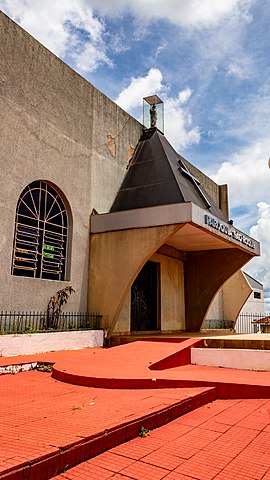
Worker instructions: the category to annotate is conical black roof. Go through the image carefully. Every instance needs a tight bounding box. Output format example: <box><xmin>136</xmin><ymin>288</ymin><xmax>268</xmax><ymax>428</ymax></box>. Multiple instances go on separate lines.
<box><xmin>110</xmin><ymin>129</ymin><xmax>227</xmax><ymax>220</ymax></box>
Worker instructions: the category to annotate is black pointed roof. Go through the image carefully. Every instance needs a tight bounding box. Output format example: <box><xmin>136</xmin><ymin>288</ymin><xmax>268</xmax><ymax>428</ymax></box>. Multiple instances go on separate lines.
<box><xmin>110</xmin><ymin>129</ymin><xmax>227</xmax><ymax>221</ymax></box>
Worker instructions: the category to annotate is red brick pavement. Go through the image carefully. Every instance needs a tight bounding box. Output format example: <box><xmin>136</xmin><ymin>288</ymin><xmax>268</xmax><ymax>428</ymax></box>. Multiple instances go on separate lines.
<box><xmin>1</xmin><ymin>342</ymin><xmax>270</xmax><ymax>480</ymax></box>
<box><xmin>0</xmin><ymin>369</ymin><xmax>213</xmax><ymax>479</ymax></box>
<box><xmin>54</xmin><ymin>398</ymin><xmax>270</xmax><ymax>480</ymax></box>
<box><xmin>51</xmin><ymin>341</ymin><xmax>270</xmax><ymax>398</ymax></box>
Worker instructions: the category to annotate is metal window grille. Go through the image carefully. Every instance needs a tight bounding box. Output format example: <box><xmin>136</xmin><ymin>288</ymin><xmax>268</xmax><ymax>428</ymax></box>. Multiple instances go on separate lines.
<box><xmin>12</xmin><ymin>181</ymin><xmax>68</xmax><ymax>280</ymax></box>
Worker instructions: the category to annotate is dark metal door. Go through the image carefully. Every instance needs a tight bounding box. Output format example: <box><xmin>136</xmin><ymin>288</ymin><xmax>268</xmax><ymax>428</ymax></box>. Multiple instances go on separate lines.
<box><xmin>131</xmin><ymin>261</ymin><xmax>160</xmax><ymax>331</ymax></box>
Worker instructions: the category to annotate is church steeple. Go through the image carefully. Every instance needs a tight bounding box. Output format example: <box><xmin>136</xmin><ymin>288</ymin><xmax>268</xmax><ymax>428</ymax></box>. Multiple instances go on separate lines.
<box><xmin>110</xmin><ymin>128</ymin><xmax>227</xmax><ymax>221</ymax></box>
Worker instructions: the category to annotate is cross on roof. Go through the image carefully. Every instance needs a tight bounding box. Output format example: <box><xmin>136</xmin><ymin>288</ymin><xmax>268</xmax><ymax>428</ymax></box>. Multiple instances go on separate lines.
<box><xmin>178</xmin><ymin>162</ymin><xmax>211</xmax><ymax>209</ymax></box>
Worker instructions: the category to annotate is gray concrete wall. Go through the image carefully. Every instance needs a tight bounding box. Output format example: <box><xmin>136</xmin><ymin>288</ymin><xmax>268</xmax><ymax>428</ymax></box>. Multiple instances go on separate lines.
<box><xmin>152</xmin><ymin>253</ymin><xmax>185</xmax><ymax>332</ymax></box>
<box><xmin>0</xmin><ymin>12</ymin><xmax>141</xmax><ymax>312</ymax></box>
<box><xmin>183</xmin><ymin>159</ymin><xmax>228</xmax><ymax>219</ymax></box>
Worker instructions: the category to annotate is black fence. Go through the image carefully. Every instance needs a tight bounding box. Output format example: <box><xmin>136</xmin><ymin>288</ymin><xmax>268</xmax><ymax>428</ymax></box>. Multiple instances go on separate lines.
<box><xmin>235</xmin><ymin>312</ymin><xmax>270</xmax><ymax>334</ymax></box>
<box><xmin>0</xmin><ymin>311</ymin><xmax>102</xmax><ymax>334</ymax></box>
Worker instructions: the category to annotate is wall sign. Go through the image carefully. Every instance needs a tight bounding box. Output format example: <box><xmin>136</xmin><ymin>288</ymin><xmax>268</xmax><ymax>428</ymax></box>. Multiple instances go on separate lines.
<box><xmin>43</xmin><ymin>252</ymin><xmax>54</xmax><ymax>259</ymax></box>
<box><xmin>43</xmin><ymin>244</ymin><xmax>54</xmax><ymax>251</ymax></box>
<box><xmin>205</xmin><ymin>215</ymin><xmax>255</xmax><ymax>249</ymax></box>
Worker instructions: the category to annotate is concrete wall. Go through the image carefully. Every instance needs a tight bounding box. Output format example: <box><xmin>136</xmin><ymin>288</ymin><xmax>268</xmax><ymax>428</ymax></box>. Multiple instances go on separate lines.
<box><xmin>0</xmin><ymin>12</ymin><xmax>141</xmax><ymax>312</ymax></box>
<box><xmin>205</xmin><ymin>289</ymin><xmax>224</xmax><ymax>321</ymax></box>
<box><xmin>152</xmin><ymin>253</ymin><xmax>185</xmax><ymax>332</ymax></box>
<box><xmin>183</xmin><ymin>159</ymin><xmax>228</xmax><ymax>219</ymax></box>
<box><xmin>0</xmin><ymin>330</ymin><xmax>104</xmax><ymax>356</ymax></box>
<box><xmin>223</xmin><ymin>270</ymin><xmax>252</xmax><ymax>321</ymax></box>
<box><xmin>206</xmin><ymin>270</ymin><xmax>260</xmax><ymax>327</ymax></box>
<box><xmin>89</xmin><ymin>224</ymin><xmax>181</xmax><ymax>335</ymax></box>
<box><xmin>185</xmin><ymin>249</ymin><xmax>252</xmax><ymax>331</ymax></box>
<box><xmin>239</xmin><ymin>290</ymin><xmax>265</xmax><ymax>314</ymax></box>
<box><xmin>191</xmin><ymin>347</ymin><xmax>270</xmax><ymax>371</ymax></box>
<box><xmin>113</xmin><ymin>252</ymin><xmax>185</xmax><ymax>334</ymax></box>
<box><xmin>113</xmin><ymin>292</ymin><xmax>131</xmax><ymax>334</ymax></box>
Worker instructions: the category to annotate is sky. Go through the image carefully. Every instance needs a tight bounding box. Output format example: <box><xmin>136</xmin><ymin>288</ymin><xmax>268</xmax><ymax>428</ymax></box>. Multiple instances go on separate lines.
<box><xmin>1</xmin><ymin>0</ymin><xmax>270</xmax><ymax>305</ymax></box>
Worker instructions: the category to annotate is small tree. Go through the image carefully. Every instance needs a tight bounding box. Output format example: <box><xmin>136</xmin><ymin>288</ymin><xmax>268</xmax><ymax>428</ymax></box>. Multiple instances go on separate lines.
<box><xmin>46</xmin><ymin>286</ymin><xmax>75</xmax><ymax>330</ymax></box>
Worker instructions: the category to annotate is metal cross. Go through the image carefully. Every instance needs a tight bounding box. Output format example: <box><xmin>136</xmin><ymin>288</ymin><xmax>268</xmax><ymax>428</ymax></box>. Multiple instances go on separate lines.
<box><xmin>178</xmin><ymin>161</ymin><xmax>211</xmax><ymax>209</ymax></box>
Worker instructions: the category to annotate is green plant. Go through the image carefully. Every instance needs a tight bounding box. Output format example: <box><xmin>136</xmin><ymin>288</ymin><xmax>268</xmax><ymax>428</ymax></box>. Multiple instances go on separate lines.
<box><xmin>138</xmin><ymin>426</ymin><xmax>149</xmax><ymax>438</ymax></box>
<box><xmin>45</xmin><ymin>286</ymin><xmax>75</xmax><ymax>330</ymax></box>
<box><xmin>23</xmin><ymin>324</ymin><xmax>37</xmax><ymax>334</ymax></box>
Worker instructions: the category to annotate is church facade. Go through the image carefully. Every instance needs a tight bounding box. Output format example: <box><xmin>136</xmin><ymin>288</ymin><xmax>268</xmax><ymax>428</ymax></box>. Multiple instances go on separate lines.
<box><xmin>0</xmin><ymin>11</ymin><xmax>259</xmax><ymax>339</ymax></box>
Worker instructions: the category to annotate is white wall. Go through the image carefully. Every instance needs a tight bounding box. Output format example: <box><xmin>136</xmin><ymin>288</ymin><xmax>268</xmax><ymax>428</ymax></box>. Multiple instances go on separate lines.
<box><xmin>0</xmin><ymin>330</ymin><xmax>103</xmax><ymax>356</ymax></box>
<box><xmin>239</xmin><ymin>289</ymin><xmax>265</xmax><ymax>314</ymax></box>
<box><xmin>191</xmin><ymin>347</ymin><xmax>270</xmax><ymax>371</ymax></box>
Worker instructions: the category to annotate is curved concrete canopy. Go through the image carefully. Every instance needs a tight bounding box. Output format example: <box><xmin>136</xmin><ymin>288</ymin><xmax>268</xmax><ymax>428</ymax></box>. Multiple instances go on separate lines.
<box><xmin>203</xmin><ymin>270</ymin><xmax>253</xmax><ymax>329</ymax></box>
<box><xmin>88</xmin><ymin>224</ymin><xmax>184</xmax><ymax>336</ymax></box>
<box><xmin>184</xmin><ymin>248</ymin><xmax>252</xmax><ymax>331</ymax></box>
<box><xmin>89</xmin><ymin>203</ymin><xmax>259</xmax><ymax>335</ymax></box>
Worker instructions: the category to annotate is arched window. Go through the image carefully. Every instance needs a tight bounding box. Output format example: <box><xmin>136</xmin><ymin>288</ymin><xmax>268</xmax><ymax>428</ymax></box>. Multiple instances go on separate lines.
<box><xmin>12</xmin><ymin>180</ymin><xmax>70</xmax><ymax>281</ymax></box>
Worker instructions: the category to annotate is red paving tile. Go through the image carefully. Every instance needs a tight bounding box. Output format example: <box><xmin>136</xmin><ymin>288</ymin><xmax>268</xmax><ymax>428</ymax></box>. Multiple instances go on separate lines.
<box><xmin>52</xmin><ymin>397</ymin><xmax>270</xmax><ymax>480</ymax></box>
<box><xmin>50</xmin><ymin>341</ymin><xmax>270</xmax><ymax>399</ymax></box>
<box><xmin>0</xmin><ymin>349</ymin><xmax>100</xmax><ymax>367</ymax></box>
<box><xmin>164</xmin><ymin>473</ymin><xmax>198</xmax><ymax>479</ymax></box>
<box><xmin>1</xmin><ymin>343</ymin><xmax>270</xmax><ymax>479</ymax></box>
<box><xmin>88</xmin><ymin>451</ymin><xmax>136</xmax><ymax>471</ymax></box>
<box><xmin>0</xmin><ymin>367</ymin><xmax>212</xmax><ymax>479</ymax></box>
<box><xmin>141</xmin><ymin>450</ymin><xmax>185</xmax><ymax>470</ymax></box>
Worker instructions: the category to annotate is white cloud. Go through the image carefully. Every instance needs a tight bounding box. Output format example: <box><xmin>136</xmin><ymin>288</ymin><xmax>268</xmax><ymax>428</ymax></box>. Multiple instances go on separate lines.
<box><xmin>90</xmin><ymin>0</ymin><xmax>254</xmax><ymax>28</ymax></box>
<box><xmin>227</xmin><ymin>62</ymin><xmax>249</xmax><ymax>79</ymax></box>
<box><xmin>0</xmin><ymin>0</ymin><xmax>255</xmax><ymax>77</ymax></box>
<box><xmin>245</xmin><ymin>202</ymin><xmax>270</xmax><ymax>306</ymax></box>
<box><xmin>164</xmin><ymin>93</ymin><xmax>200</xmax><ymax>150</ymax></box>
<box><xmin>116</xmin><ymin>68</ymin><xmax>164</xmax><ymax>111</ymax></box>
<box><xmin>178</xmin><ymin>88</ymin><xmax>192</xmax><ymax>104</ymax></box>
<box><xmin>115</xmin><ymin>69</ymin><xmax>200</xmax><ymax>150</ymax></box>
<box><xmin>72</xmin><ymin>41</ymin><xmax>112</xmax><ymax>73</ymax></box>
<box><xmin>0</xmin><ymin>0</ymin><xmax>111</xmax><ymax>72</ymax></box>
<box><xmin>212</xmin><ymin>139</ymin><xmax>270</xmax><ymax>211</ymax></box>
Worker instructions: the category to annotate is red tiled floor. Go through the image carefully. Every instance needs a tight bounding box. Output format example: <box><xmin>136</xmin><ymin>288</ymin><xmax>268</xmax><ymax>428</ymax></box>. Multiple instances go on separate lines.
<box><xmin>110</xmin><ymin>437</ymin><xmax>160</xmax><ymax>461</ymax></box>
<box><xmin>163</xmin><ymin>473</ymin><xmax>198</xmax><ymax>479</ymax></box>
<box><xmin>58</xmin><ymin>463</ymin><xmax>113</xmax><ymax>479</ymax></box>
<box><xmin>1</xmin><ymin>342</ymin><xmax>270</xmax><ymax>480</ymax></box>
<box><xmin>0</xmin><ymin>348</ymin><xmax>100</xmax><ymax>367</ymax></box>
<box><xmin>141</xmin><ymin>450</ymin><xmax>185</xmax><ymax>470</ymax></box>
<box><xmin>50</xmin><ymin>341</ymin><xmax>270</xmax><ymax>398</ymax></box>
<box><xmin>120</xmin><ymin>460</ymin><xmax>170</xmax><ymax>479</ymax></box>
<box><xmin>86</xmin><ymin>451</ymin><xmax>136</xmax><ymax>472</ymax></box>
<box><xmin>0</xmin><ymin>367</ymin><xmax>212</xmax><ymax>479</ymax></box>
<box><xmin>52</xmin><ymin>396</ymin><xmax>270</xmax><ymax>480</ymax></box>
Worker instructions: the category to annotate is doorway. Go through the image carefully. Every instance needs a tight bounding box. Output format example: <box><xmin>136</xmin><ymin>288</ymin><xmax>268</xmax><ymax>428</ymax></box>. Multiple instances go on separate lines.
<box><xmin>131</xmin><ymin>261</ymin><xmax>160</xmax><ymax>331</ymax></box>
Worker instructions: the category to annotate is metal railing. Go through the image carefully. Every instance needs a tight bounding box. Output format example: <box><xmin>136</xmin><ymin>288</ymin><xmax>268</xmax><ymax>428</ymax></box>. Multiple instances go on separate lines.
<box><xmin>235</xmin><ymin>312</ymin><xmax>270</xmax><ymax>334</ymax></box>
<box><xmin>0</xmin><ymin>311</ymin><xmax>102</xmax><ymax>334</ymax></box>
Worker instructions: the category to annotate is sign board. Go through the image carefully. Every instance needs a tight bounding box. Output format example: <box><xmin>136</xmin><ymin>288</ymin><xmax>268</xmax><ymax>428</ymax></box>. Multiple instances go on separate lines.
<box><xmin>205</xmin><ymin>215</ymin><xmax>255</xmax><ymax>249</ymax></box>
<box><xmin>43</xmin><ymin>244</ymin><xmax>55</xmax><ymax>251</ymax></box>
<box><xmin>43</xmin><ymin>252</ymin><xmax>54</xmax><ymax>259</ymax></box>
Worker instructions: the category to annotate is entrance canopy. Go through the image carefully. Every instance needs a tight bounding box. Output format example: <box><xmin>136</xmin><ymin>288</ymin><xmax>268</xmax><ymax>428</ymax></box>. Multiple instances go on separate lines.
<box><xmin>89</xmin><ymin>202</ymin><xmax>259</xmax><ymax>335</ymax></box>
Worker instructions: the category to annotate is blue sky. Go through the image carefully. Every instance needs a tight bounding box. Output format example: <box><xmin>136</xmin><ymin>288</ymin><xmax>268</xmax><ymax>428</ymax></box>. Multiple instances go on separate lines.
<box><xmin>1</xmin><ymin>0</ymin><xmax>270</xmax><ymax>303</ymax></box>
